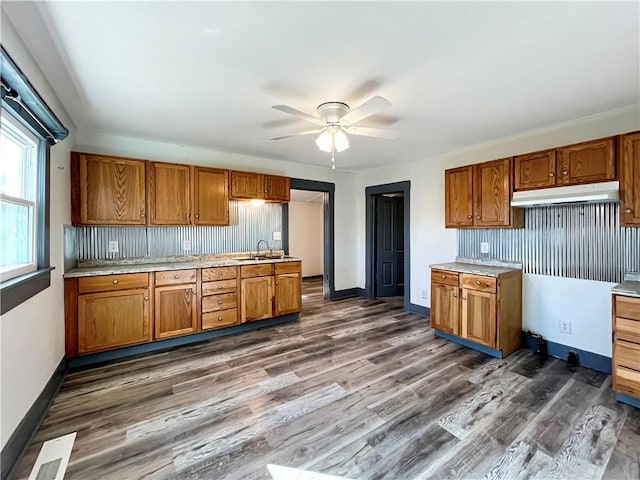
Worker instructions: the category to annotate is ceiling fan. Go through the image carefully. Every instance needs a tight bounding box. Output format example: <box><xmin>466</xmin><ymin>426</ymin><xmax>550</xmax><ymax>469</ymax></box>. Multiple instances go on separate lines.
<box><xmin>270</xmin><ymin>96</ymin><xmax>400</xmax><ymax>169</ymax></box>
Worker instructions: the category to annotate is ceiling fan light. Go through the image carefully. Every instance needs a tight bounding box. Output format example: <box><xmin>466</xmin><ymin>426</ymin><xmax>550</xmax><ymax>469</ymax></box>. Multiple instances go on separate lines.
<box><xmin>315</xmin><ymin>131</ymin><xmax>333</xmax><ymax>153</ymax></box>
<box><xmin>333</xmin><ymin>129</ymin><xmax>350</xmax><ymax>152</ymax></box>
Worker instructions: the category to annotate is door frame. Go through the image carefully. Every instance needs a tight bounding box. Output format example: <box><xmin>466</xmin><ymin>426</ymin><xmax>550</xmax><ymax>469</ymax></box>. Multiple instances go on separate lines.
<box><xmin>282</xmin><ymin>178</ymin><xmax>335</xmax><ymax>300</ymax></box>
<box><xmin>365</xmin><ymin>181</ymin><xmax>411</xmax><ymax>311</ymax></box>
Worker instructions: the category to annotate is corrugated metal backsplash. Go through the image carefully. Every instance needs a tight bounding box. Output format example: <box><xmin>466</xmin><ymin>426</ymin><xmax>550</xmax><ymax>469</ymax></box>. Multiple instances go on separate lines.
<box><xmin>458</xmin><ymin>203</ymin><xmax>639</xmax><ymax>283</ymax></box>
<box><xmin>75</xmin><ymin>201</ymin><xmax>282</xmax><ymax>260</ymax></box>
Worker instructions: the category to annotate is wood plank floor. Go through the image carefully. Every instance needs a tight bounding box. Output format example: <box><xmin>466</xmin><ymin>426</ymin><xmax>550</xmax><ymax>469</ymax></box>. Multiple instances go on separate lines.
<box><xmin>13</xmin><ymin>278</ymin><xmax>640</xmax><ymax>480</ymax></box>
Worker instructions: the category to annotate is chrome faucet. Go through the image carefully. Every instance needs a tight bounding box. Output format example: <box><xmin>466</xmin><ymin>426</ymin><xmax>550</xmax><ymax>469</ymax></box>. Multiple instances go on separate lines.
<box><xmin>256</xmin><ymin>239</ymin><xmax>271</xmax><ymax>257</ymax></box>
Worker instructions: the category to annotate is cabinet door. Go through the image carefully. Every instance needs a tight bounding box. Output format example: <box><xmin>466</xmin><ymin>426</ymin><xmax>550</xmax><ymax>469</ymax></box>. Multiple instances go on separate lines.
<box><xmin>154</xmin><ymin>284</ymin><xmax>197</xmax><ymax>339</ymax></box>
<box><xmin>77</xmin><ymin>154</ymin><xmax>146</xmax><ymax>225</ymax></box>
<box><xmin>474</xmin><ymin>158</ymin><xmax>511</xmax><ymax>227</ymax></box>
<box><xmin>193</xmin><ymin>167</ymin><xmax>229</xmax><ymax>225</ymax></box>
<box><xmin>78</xmin><ymin>289</ymin><xmax>151</xmax><ymax>353</ymax></box>
<box><xmin>230</xmin><ymin>171</ymin><xmax>263</xmax><ymax>199</ymax></box>
<box><xmin>264</xmin><ymin>175</ymin><xmax>290</xmax><ymax>202</ymax></box>
<box><xmin>275</xmin><ymin>273</ymin><xmax>301</xmax><ymax>316</ymax></box>
<box><xmin>620</xmin><ymin>132</ymin><xmax>640</xmax><ymax>226</ymax></box>
<box><xmin>514</xmin><ymin>150</ymin><xmax>556</xmax><ymax>190</ymax></box>
<box><xmin>241</xmin><ymin>276</ymin><xmax>273</xmax><ymax>322</ymax></box>
<box><xmin>557</xmin><ymin>138</ymin><xmax>615</xmax><ymax>185</ymax></box>
<box><xmin>445</xmin><ymin>166</ymin><xmax>473</xmax><ymax>227</ymax></box>
<box><xmin>431</xmin><ymin>283</ymin><xmax>459</xmax><ymax>335</ymax></box>
<box><xmin>148</xmin><ymin>162</ymin><xmax>191</xmax><ymax>225</ymax></box>
<box><xmin>461</xmin><ymin>288</ymin><xmax>496</xmax><ymax>348</ymax></box>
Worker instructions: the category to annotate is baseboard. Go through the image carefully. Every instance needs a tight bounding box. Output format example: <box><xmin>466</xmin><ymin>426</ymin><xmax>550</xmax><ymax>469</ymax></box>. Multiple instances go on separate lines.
<box><xmin>616</xmin><ymin>393</ymin><xmax>640</xmax><ymax>408</ymax></box>
<box><xmin>67</xmin><ymin>313</ymin><xmax>299</xmax><ymax>371</ymax></box>
<box><xmin>434</xmin><ymin>329</ymin><xmax>503</xmax><ymax>358</ymax></box>
<box><xmin>1</xmin><ymin>358</ymin><xmax>67</xmax><ymax>480</ymax></box>
<box><xmin>522</xmin><ymin>331</ymin><xmax>611</xmax><ymax>374</ymax></box>
<box><xmin>407</xmin><ymin>303</ymin><xmax>430</xmax><ymax>317</ymax></box>
<box><xmin>330</xmin><ymin>288</ymin><xmax>366</xmax><ymax>300</ymax></box>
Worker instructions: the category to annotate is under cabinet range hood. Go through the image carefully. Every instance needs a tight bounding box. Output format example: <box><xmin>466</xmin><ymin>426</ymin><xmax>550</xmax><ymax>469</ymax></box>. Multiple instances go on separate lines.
<box><xmin>511</xmin><ymin>181</ymin><xmax>619</xmax><ymax>207</ymax></box>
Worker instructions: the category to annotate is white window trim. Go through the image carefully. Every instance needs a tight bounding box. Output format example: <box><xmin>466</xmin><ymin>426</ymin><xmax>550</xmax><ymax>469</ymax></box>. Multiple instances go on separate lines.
<box><xmin>1</xmin><ymin>107</ymin><xmax>39</xmax><ymax>282</ymax></box>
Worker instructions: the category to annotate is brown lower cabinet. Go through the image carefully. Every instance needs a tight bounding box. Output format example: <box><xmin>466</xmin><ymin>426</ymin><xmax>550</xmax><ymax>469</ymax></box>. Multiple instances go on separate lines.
<box><xmin>613</xmin><ymin>295</ymin><xmax>640</xmax><ymax>400</ymax></box>
<box><xmin>65</xmin><ymin>261</ymin><xmax>302</xmax><ymax>357</ymax></box>
<box><xmin>430</xmin><ymin>268</ymin><xmax>522</xmax><ymax>357</ymax></box>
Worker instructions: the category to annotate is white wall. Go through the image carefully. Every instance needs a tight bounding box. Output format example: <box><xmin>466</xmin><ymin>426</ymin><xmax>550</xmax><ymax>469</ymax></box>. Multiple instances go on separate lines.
<box><xmin>289</xmin><ymin>202</ymin><xmax>324</xmax><ymax>277</ymax></box>
<box><xmin>0</xmin><ymin>12</ymin><xmax>76</xmax><ymax>449</ymax></box>
<box><xmin>74</xmin><ymin>131</ymin><xmax>359</xmax><ymax>290</ymax></box>
<box><xmin>356</xmin><ymin>105</ymin><xmax>640</xmax><ymax>358</ymax></box>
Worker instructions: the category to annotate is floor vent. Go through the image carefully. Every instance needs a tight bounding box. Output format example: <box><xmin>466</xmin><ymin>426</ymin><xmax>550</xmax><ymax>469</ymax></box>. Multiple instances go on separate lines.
<box><xmin>28</xmin><ymin>432</ymin><xmax>76</xmax><ymax>480</ymax></box>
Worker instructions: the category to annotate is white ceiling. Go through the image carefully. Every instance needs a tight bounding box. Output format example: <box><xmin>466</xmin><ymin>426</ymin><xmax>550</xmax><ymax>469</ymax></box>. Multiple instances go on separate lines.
<box><xmin>290</xmin><ymin>190</ymin><xmax>324</xmax><ymax>204</ymax></box>
<box><xmin>4</xmin><ymin>1</ymin><xmax>639</xmax><ymax>171</ymax></box>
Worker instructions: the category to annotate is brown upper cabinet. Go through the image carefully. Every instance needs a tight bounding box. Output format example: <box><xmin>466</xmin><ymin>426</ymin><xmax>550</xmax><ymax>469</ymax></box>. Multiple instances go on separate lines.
<box><xmin>72</xmin><ymin>153</ymin><xmax>147</xmax><ymax>225</ymax></box>
<box><xmin>445</xmin><ymin>158</ymin><xmax>522</xmax><ymax>228</ymax></box>
<box><xmin>193</xmin><ymin>167</ymin><xmax>229</xmax><ymax>225</ymax></box>
<box><xmin>620</xmin><ymin>132</ymin><xmax>640</xmax><ymax>226</ymax></box>
<box><xmin>230</xmin><ymin>171</ymin><xmax>290</xmax><ymax>202</ymax></box>
<box><xmin>514</xmin><ymin>137</ymin><xmax>616</xmax><ymax>191</ymax></box>
<box><xmin>148</xmin><ymin>162</ymin><xmax>191</xmax><ymax>225</ymax></box>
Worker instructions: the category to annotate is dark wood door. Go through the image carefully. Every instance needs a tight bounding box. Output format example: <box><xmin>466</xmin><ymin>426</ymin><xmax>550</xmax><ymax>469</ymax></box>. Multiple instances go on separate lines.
<box><xmin>620</xmin><ymin>132</ymin><xmax>640</xmax><ymax>226</ymax></box>
<box><xmin>445</xmin><ymin>166</ymin><xmax>473</xmax><ymax>227</ymax></box>
<box><xmin>264</xmin><ymin>175</ymin><xmax>290</xmax><ymax>202</ymax></box>
<box><xmin>557</xmin><ymin>137</ymin><xmax>615</xmax><ymax>185</ymax></box>
<box><xmin>193</xmin><ymin>167</ymin><xmax>229</xmax><ymax>225</ymax></box>
<box><xmin>375</xmin><ymin>195</ymin><xmax>404</xmax><ymax>298</ymax></box>
<box><xmin>514</xmin><ymin>150</ymin><xmax>556</xmax><ymax>190</ymax></box>
<box><xmin>148</xmin><ymin>162</ymin><xmax>191</xmax><ymax>225</ymax></box>
<box><xmin>474</xmin><ymin>158</ymin><xmax>511</xmax><ymax>227</ymax></box>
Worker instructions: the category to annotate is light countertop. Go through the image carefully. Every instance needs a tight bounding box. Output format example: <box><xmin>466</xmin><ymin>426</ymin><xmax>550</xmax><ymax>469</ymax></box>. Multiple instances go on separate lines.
<box><xmin>612</xmin><ymin>273</ymin><xmax>640</xmax><ymax>299</ymax></box>
<box><xmin>430</xmin><ymin>257</ymin><xmax>522</xmax><ymax>277</ymax></box>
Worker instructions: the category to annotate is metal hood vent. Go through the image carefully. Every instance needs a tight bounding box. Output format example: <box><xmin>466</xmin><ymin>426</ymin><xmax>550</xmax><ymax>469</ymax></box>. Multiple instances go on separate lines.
<box><xmin>511</xmin><ymin>181</ymin><xmax>619</xmax><ymax>207</ymax></box>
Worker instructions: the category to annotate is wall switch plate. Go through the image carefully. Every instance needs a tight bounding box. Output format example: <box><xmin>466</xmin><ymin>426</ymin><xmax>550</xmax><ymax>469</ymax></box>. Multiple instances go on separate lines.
<box><xmin>480</xmin><ymin>242</ymin><xmax>490</xmax><ymax>254</ymax></box>
<box><xmin>108</xmin><ymin>241</ymin><xmax>119</xmax><ymax>253</ymax></box>
<box><xmin>273</xmin><ymin>231</ymin><xmax>282</xmax><ymax>241</ymax></box>
<box><xmin>560</xmin><ymin>320</ymin><xmax>572</xmax><ymax>334</ymax></box>
<box><xmin>421</xmin><ymin>289</ymin><xmax>428</xmax><ymax>299</ymax></box>
<box><xmin>182</xmin><ymin>240</ymin><xmax>191</xmax><ymax>251</ymax></box>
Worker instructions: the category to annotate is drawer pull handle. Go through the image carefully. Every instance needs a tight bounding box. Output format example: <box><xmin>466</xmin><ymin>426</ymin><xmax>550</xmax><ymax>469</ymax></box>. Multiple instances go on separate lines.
<box><xmin>218</xmin><ymin>316</ymin><xmax>223</xmax><ymax>321</ymax></box>
<box><xmin>442</xmin><ymin>275</ymin><xmax>446</xmax><ymax>279</ymax></box>
<box><xmin>476</xmin><ymin>280</ymin><xmax>481</xmax><ymax>285</ymax></box>
<box><xmin>218</xmin><ymin>272</ymin><xmax>223</xmax><ymax>275</ymax></box>
<box><xmin>218</xmin><ymin>300</ymin><xmax>223</xmax><ymax>304</ymax></box>
<box><xmin>174</xmin><ymin>275</ymin><xmax>179</xmax><ymax>279</ymax></box>
<box><xmin>218</xmin><ymin>286</ymin><xmax>223</xmax><ymax>289</ymax></box>
<box><xmin>113</xmin><ymin>280</ymin><xmax>118</xmax><ymax>284</ymax></box>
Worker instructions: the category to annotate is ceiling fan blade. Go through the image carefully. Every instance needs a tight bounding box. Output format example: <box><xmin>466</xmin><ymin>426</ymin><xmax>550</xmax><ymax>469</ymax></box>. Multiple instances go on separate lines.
<box><xmin>341</xmin><ymin>96</ymin><xmax>392</xmax><ymax>125</ymax></box>
<box><xmin>345</xmin><ymin>126</ymin><xmax>400</xmax><ymax>139</ymax></box>
<box><xmin>270</xmin><ymin>129</ymin><xmax>323</xmax><ymax>140</ymax></box>
<box><xmin>272</xmin><ymin>105</ymin><xmax>324</xmax><ymax>125</ymax></box>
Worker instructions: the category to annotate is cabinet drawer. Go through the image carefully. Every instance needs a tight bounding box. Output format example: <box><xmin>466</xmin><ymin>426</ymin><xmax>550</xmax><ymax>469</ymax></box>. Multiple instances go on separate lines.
<box><xmin>202</xmin><ymin>309</ymin><xmax>239</xmax><ymax>330</ymax></box>
<box><xmin>615</xmin><ymin>340</ymin><xmax>640</xmax><ymax>371</ymax></box>
<box><xmin>202</xmin><ymin>279</ymin><xmax>237</xmax><ymax>296</ymax></box>
<box><xmin>202</xmin><ymin>292</ymin><xmax>237</xmax><ymax>313</ymax></box>
<box><xmin>275</xmin><ymin>261</ymin><xmax>301</xmax><ymax>275</ymax></box>
<box><xmin>202</xmin><ymin>266</ymin><xmax>237</xmax><ymax>281</ymax></box>
<box><xmin>616</xmin><ymin>317</ymin><xmax>640</xmax><ymax>344</ymax></box>
<box><xmin>431</xmin><ymin>269</ymin><xmax>459</xmax><ymax>286</ymax></box>
<box><xmin>460</xmin><ymin>273</ymin><xmax>497</xmax><ymax>293</ymax></box>
<box><xmin>155</xmin><ymin>269</ymin><xmax>196</xmax><ymax>286</ymax></box>
<box><xmin>241</xmin><ymin>264</ymin><xmax>274</xmax><ymax>278</ymax></box>
<box><xmin>614</xmin><ymin>365</ymin><xmax>640</xmax><ymax>398</ymax></box>
<box><xmin>616</xmin><ymin>296</ymin><xmax>640</xmax><ymax>321</ymax></box>
<box><xmin>78</xmin><ymin>273</ymin><xmax>149</xmax><ymax>294</ymax></box>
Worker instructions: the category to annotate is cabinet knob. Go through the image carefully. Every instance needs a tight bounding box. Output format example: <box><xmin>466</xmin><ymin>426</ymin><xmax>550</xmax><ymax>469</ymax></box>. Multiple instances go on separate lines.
<box><xmin>562</xmin><ymin>170</ymin><xmax>568</xmax><ymax>176</ymax></box>
<box><xmin>218</xmin><ymin>286</ymin><xmax>223</xmax><ymax>290</ymax></box>
<box><xmin>476</xmin><ymin>280</ymin><xmax>481</xmax><ymax>285</ymax></box>
<box><xmin>441</xmin><ymin>275</ymin><xmax>446</xmax><ymax>279</ymax></box>
<box><xmin>462</xmin><ymin>296</ymin><xmax>467</xmax><ymax>301</ymax></box>
<box><xmin>275</xmin><ymin>281</ymin><xmax>279</xmax><ymax>285</ymax></box>
<box><xmin>192</xmin><ymin>289</ymin><xmax>196</xmax><ymax>294</ymax></box>
<box><xmin>174</xmin><ymin>275</ymin><xmax>179</xmax><ymax>279</ymax></box>
<box><xmin>625</xmin><ymin>208</ymin><xmax>633</xmax><ymax>214</ymax></box>
<box><xmin>218</xmin><ymin>316</ymin><xmax>223</xmax><ymax>321</ymax></box>
<box><xmin>141</xmin><ymin>213</ymin><xmax>145</xmax><ymax>218</ymax></box>
<box><xmin>186</xmin><ymin>214</ymin><xmax>190</xmax><ymax>218</ymax></box>
<box><xmin>467</xmin><ymin>215</ymin><xmax>472</xmax><ymax>219</ymax></box>
<box><xmin>549</xmin><ymin>172</ymin><xmax>554</xmax><ymax>177</ymax></box>
<box><xmin>453</xmin><ymin>293</ymin><xmax>458</xmax><ymax>298</ymax></box>
<box><xmin>218</xmin><ymin>300</ymin><xmax>223</xmax><ymax>304</ymax></box>
<box><xmin>195</xmin><ymin>214</ymin><xmax>199</xmax><ymax>218</ymax></box>
<box><xmin>476</xmin><ymin>215</ymin><xmax>481</xmax><ymax>219</ymax></box>
<box><xmin>144</xmin><ymin>296</ymin><xmax>148</xmax><ymax>300</ymax></box>
<box><xmin>218</xmin><ymin>272</ymin><xmax>223</xmax><ymax>275</ymax></box>
<box><xmin>264</xmin><ymin>190</ymin><xmax>267</xmax><ymax>193</ymax></box>
<box><xmin>113</xmin><ymin>279</ymin><xmax>118</xmax><ymax>284</ymax></box>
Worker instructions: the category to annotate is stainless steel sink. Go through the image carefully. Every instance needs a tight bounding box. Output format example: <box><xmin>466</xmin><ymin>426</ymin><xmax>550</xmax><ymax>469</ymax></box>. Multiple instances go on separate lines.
<box><xmin>233</xmin><ymin>255</ymin><xmax>292</xmax><ymax>261</ymax></box>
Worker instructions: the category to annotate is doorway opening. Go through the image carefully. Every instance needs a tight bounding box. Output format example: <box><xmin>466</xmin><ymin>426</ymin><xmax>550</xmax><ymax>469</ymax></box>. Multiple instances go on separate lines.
<box><xmin>365</xmin><ymin>181</ymin><xmax>411</xmax><ymax>311</ymax></box>
<box><xmin>282</xmin><ymin>179</ymin><xmax>335</xmax><ymax>301</ymax></box>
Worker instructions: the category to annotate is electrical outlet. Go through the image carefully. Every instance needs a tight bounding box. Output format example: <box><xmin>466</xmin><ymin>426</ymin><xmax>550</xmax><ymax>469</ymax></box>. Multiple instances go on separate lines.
<box><xmin>108</xmin><ymin>241</ymin><xmax>119</xmax><ymax>253</ymax></box>
<box><xmin>560</xmin><ymin>320</ymin><xmax>572</xmax><ymax>334</ymax></box>
<box><xmin>480</xmin><ymin>242</ymin><xmax>490</xmax><ymax>254</ymax></box>
<box><xmin>273</xmin><ymin>231</ymin><xmax>282</xmax><ymax>241</ymax></box>
<box><xmin>421</xmin><ymin>289</ymin><xmax>428</xmax><ymax>299</ymax></box>
<box><xmin>182</xmin><ymin>240</ymin><xmax>191</xmax><ymax>251</ymax></box>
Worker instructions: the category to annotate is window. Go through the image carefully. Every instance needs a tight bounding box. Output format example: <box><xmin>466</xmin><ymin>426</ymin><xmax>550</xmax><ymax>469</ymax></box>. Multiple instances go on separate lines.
<box><xmin>1</xmin><ymin>108</ymin><xmax>39</xmax><ymax>281</ymax></box>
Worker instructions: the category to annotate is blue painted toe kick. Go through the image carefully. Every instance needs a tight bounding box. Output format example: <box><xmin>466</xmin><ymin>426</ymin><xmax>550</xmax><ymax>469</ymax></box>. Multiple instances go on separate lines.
<box><xmin>433</xmin><ymin>330</ymin><xmax>503</xmax><ymax>359</ymax></box>
<box><xmin>617</xmin><ymin>393</ymin><xmax>640</xmax><ymax>408</ymax></box>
